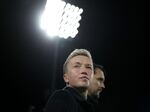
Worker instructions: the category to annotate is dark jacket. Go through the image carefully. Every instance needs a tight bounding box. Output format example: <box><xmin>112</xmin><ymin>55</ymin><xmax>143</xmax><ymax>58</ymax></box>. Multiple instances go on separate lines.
<box><xmin>87</xmin><ymin>96</ymin><xmax>100</xmax><ymax>112</ymax></box>
<box><xmin>44</xmin><ymin>87</ymin><xmax>94</xmax><ymax>112</ymax></box>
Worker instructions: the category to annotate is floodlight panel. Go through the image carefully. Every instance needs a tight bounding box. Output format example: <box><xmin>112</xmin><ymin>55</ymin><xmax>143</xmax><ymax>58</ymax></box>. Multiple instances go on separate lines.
<box><xmin>40</xmin><ymin>0</ymin><xmax>66</xmax><ymax>37</ymax></box>
<box><xmin>40</xmin><ymin>0</ymin><xmax>83</xmax><ymax>39</ymax></box>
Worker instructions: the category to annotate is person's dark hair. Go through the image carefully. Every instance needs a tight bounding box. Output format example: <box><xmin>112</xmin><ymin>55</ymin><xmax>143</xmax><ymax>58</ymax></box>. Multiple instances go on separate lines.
<box><xmin>93</xmin><ymin>63</ymin><xmax>106</xmax><ymax>76</ymax></box>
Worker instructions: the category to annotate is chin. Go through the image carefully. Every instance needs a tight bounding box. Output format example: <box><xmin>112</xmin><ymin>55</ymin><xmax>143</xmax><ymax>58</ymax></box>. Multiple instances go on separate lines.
<box><xmin>80</xmin><ymin>84</ymin><xmax>88</xmax><ymax>88</ymax></box>
<box><xmin>78</xmin><ymin>84</ymin><xmax>89</xmax><ymax>89</ymax></box>
<box><xmin>81</xmin><ymin>82</ymin><xmax>89</xmax><ymax>87</ymax></box>
<box><xmin>96</xmin><ymin>94</ymin><xmax>100</xmax><ymax>98</ymax></box>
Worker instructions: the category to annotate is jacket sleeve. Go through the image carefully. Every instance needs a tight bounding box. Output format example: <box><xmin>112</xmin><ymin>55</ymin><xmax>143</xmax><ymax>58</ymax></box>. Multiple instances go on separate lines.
<box><xmin>44</xmin><ymin>90</ymin><xmax>70</xmax><ymax>112</ymax></box>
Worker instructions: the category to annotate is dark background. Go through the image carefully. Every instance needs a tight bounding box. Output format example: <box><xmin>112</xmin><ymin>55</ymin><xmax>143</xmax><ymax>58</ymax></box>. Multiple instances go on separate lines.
<box><xmin>1</xmin><ymin>0</ymin><xmax>146</xmax><ymax>112</ymax></box>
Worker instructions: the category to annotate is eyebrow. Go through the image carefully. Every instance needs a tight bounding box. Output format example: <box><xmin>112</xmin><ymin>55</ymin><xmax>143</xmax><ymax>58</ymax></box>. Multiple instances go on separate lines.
<box><xmin>86</xmin><ymin>64</ymin><xmax>92</xmax><ymax>66</ymax></box>
<box><xmin>74</xmin><ymin>62</ymin><xmax>92</xmax><ymax>66</ymax></box>
<box><xmin>74</xmin><ymin>62</ymin><xmax>81</xmax><ymax>65</ymax></box>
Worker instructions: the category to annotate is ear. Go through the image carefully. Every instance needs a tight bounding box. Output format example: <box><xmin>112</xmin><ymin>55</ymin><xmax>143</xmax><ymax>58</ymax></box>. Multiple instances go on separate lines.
<box><xmin>63</xmin><ymin>74</ymin><xmax>69</xmax><ymax>83</ymax></box>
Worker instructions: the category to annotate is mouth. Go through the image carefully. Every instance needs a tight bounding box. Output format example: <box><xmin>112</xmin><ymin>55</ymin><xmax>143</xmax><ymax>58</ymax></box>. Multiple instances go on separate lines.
<box><xmin>98</xmin><ymin>89</ymin><xmax>103</xmax><ymax>93</ymax></box>
<box><xmin>79</xmin><ymin>76</ymin><xmax>89</xmax><ymax>80</ymax></box>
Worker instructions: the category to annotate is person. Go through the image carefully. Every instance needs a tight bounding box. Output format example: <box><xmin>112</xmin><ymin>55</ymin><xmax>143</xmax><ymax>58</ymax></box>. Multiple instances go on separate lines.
<box><xmin>44</xmin><ymin>49</ymin><xmax>94</xmax><ymax>112</ymax></box>
<box><xmin>87</xmin><ymin>63</ymin><xmax>105</xmax><ymax>110</ymax></box>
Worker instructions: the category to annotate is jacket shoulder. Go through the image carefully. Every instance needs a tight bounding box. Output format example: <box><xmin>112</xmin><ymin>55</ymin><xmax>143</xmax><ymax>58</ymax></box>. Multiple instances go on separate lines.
<box><xmin>50</xmin><ymin>89</ymin><xmax>72</xmax><ymax>100</ymax></box>
<box><xmin>45</xmin><ymin>89</ymin><xmax>77</xmax><ymax>112</ymax></box>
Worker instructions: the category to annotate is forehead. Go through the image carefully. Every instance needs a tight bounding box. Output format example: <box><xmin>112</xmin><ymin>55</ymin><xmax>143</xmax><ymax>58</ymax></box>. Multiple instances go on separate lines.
<box><xmin>69</xmin><ymin>55</ymin><xmax>92</xmax><ymax>65</ymax></box>
<box><xmin>94</xmin><ymin>68</ymin><xmax>105</xmax><ymax>78</ymax></box>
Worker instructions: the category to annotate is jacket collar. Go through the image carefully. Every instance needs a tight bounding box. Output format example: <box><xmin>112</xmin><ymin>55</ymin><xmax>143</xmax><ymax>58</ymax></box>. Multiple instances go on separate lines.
<box><xmin>63</xmin><ymin>86</ymin><xmax>87</xmax><ymax>102</ymax></box>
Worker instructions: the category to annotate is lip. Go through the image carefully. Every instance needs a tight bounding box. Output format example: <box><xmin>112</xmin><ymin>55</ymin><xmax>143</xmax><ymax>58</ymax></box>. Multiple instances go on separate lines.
<box><xmin>79</xmin><ymin>76</ymin><xmax>89</xmax><ymax>80</ymax></box>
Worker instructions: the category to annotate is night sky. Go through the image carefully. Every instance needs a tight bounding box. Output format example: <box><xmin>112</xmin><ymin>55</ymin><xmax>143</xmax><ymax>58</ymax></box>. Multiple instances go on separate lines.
<box><xmin>1</xmin><ymin>0</ymin><xmax>146</xmax><ymax>112</ymax></box>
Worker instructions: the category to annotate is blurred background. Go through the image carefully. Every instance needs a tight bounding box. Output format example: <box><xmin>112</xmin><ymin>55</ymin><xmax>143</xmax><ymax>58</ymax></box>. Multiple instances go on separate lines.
<box><xmin>1</xmin><ymin>0</ymin><xmax>146</xmax><ymax>112</ymax></box>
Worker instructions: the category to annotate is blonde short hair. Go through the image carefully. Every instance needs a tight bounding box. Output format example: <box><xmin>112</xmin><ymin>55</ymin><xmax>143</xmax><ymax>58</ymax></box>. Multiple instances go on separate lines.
<box><xmin>63</xmin><ymin>49</ymin><xmax>93</xmax><ymax>74</ymax></box>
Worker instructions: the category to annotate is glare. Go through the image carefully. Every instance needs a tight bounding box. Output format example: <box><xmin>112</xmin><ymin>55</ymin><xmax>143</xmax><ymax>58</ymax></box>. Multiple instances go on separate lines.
<box><xmin>40</xmin><ymin>0</ymin><xmax>83</xmax><ymax>39</ymax></box>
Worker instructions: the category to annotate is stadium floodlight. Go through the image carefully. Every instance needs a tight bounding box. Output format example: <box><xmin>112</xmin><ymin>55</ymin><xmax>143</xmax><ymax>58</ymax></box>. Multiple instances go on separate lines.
<box><xmin>40</xmin><ymin>0</ymin><xmax>83</xmax><ymax>39</ymax></box>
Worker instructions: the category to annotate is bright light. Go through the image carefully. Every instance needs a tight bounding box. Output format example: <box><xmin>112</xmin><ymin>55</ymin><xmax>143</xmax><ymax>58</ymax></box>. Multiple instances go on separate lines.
<box><xmin>40</xmin><ymin>0</ymin><xmax>83</xmax><ymax>39</ymax></box>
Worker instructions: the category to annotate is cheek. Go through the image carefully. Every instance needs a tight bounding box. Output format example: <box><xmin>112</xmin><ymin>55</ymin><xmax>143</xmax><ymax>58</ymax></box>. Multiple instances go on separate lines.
<box><xmin>93</xmin><ymin>79</ymin><xmax>99</xmax><ymax>86</ymax></box>
<box><xmin>71</xmin><ymin>69</ymin><xmax>81</xmax><ymax>77</ymax></box>
<box><xmin>91</xmin><ymin>82</ymin><xmax>98</xmax><ymax>90</ymax></box>
<box><xmin>88</xmin><ymin>70</ymin><xmax>93</xmax><ymax>77</ymax></box>
<box><xmin>68</xmin><ymin>70</ymin><xmax>79</xmax><ymax>79</ymax></box>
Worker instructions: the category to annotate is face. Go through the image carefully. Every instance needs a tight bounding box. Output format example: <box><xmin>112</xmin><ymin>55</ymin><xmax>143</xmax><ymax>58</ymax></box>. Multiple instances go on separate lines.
<box><xmin>64</xmin><ymin>55</ymin><xmax>93</xmax><ymax>89</ymax></box>
<box><xmin>88</xmin><ymin>68</ymin><xmax>105</xmax><ymax>98</ymax></box>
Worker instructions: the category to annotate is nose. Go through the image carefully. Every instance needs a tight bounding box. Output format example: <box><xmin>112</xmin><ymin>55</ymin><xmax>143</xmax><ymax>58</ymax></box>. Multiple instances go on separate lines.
<box><xmin>98</xmin><ymin>82</ymin><xmax>105</xmax><ymax>89</ymax></box>
<box><xmin>80</xmin><ymin>66</ymin><xmax>89</xmax><ymax>75</ymax></box>
<box><xmin>102</xmin><ymin>83</ymin><xmax>105</xmax><ymax>89</ymax></box>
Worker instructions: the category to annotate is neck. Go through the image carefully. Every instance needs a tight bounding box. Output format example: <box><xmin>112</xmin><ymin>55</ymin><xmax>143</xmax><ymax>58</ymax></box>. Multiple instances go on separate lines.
<box><xmin>80</xmin><ymin>90</ymin><xmax>88</xmax><ymax>100</ymax></box>
<box><xmin>87</xmin><ymin>90</ymin><xmax>92</xmax><ymax>96</ymax></box>
<box><xmin>88</xmin><ymin>94</ymin><xmax>99</xmax><ymax>104</ymax></box>
<box><xmin>75</xmin><ymin>87</ymin><xmax>88</xmax><ymax>100</ymax></box>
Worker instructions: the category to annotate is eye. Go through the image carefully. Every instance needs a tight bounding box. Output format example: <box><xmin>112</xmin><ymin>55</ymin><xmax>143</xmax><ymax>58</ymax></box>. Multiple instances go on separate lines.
<box><xmin>98</xmin><ymin>78</ymin><xmax>104</xmax><ymax>82</ymax></box>
<box><xmin>86</xmin><ymin>66</ymin><xmax>92</xmax><ymax>69</ymax></box>
<box><xmin>74</xmin><ymin>65</ymin><xmax>80</xmax><ymax>68</ymax></box>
